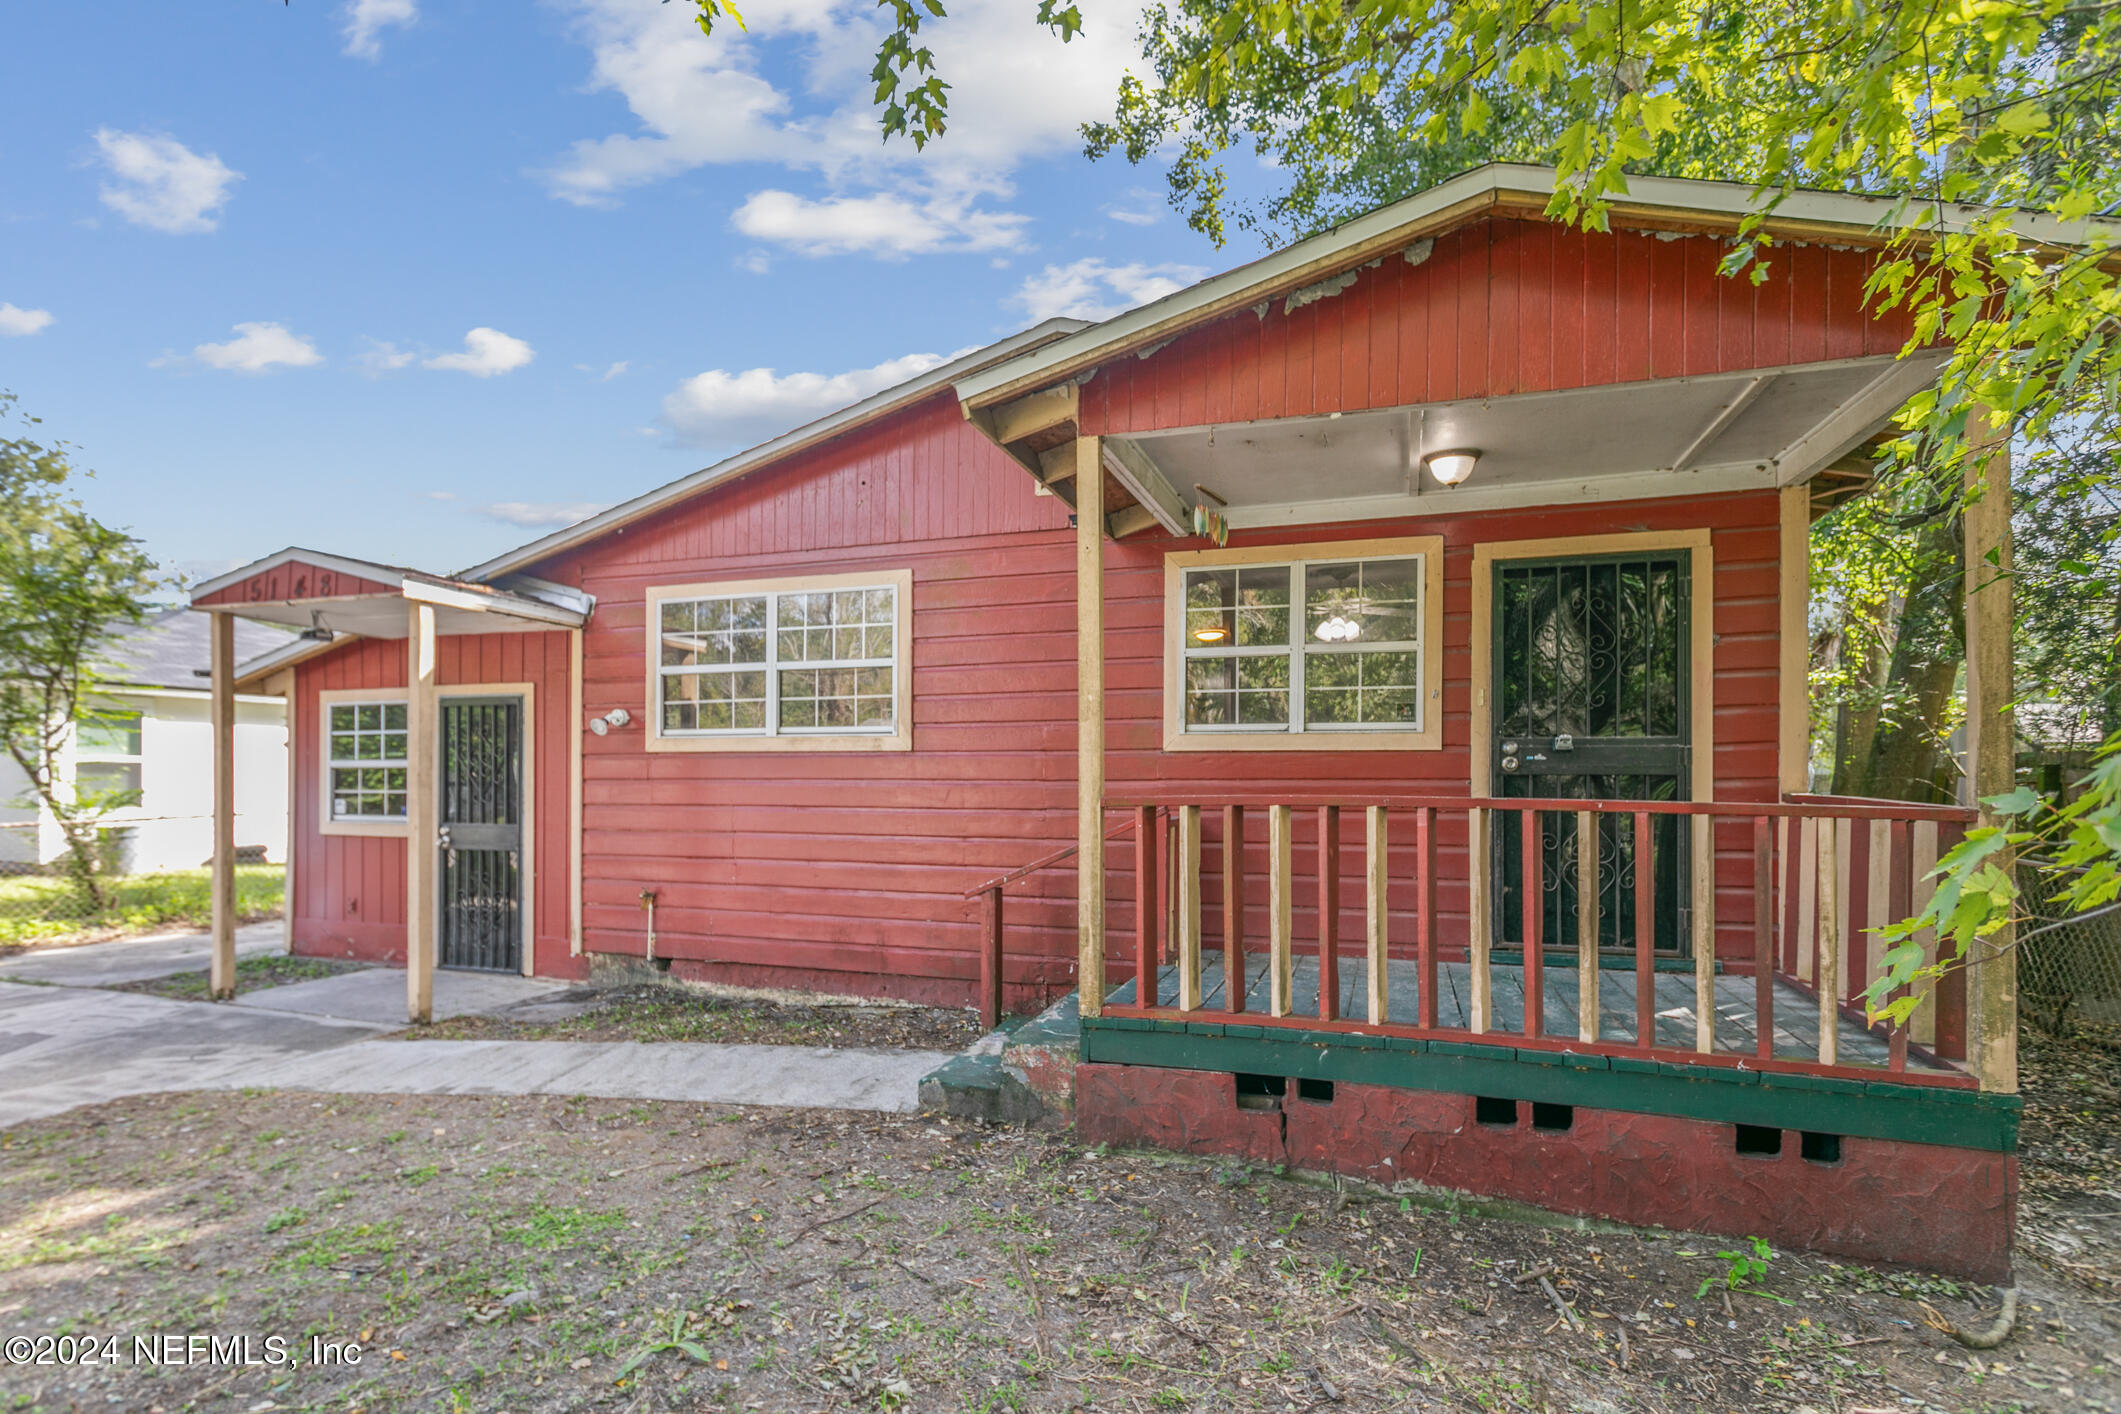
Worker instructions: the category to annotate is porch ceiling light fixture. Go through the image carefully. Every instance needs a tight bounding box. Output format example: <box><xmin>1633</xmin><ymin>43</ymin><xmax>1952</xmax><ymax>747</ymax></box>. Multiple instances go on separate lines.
<box><xmin>1423</xmin><ymin>447</ymin><xmax>1481</xmax><ymax>488</ymax></box>
<box><xmin>1192</xmin><ymin>624</ymin><xmax>1230</xmax><ymax>644</ymax></box>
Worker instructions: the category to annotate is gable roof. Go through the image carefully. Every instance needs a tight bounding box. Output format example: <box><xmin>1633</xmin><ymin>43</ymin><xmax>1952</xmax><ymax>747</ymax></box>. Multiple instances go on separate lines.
<box><xmin>457</xmin><ymin>317</ymin><xmax>1088</xmax><ymax>584</ymax></box>
<box><xmin>954</xmin><ymin>163</ymin><xmax>2110</xmax><ymax>412</ymax></box>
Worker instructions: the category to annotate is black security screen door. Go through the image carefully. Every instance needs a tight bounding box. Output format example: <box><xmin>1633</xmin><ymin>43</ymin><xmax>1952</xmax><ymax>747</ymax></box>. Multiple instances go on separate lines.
<box><xmin>438</xmin><ymin>697</ymin><xmax>524</xmax><ymax>973</ymax></box>
<box><xmin>1492</xmin><ymin>554</ymin><xmax>1689</xmax><ymax>954</ymax></box>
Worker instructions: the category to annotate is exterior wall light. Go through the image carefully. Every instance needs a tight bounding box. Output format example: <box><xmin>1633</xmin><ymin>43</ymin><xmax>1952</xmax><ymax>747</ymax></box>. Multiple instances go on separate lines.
<box><xmin>589</xmin><ymin>707</ymin><xmax>632</xmax><ymax>736</ymax></box>
<box><xmin>1423</xmin><ymin>448</ymin><xmax>1481</xmax><ymax>487</ymax></box>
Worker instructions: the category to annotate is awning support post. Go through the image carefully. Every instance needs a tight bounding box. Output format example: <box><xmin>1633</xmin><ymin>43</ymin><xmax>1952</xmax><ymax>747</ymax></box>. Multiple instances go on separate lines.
<box><xmin>406</xmin><ymin>601</ymin><xmax>439</xmax><ymax>1024</ymax></box>
<box><xmin>1076</xmin><ymin>434</ymin><xmax>1107</xmax><ymax>1016</ymax></box>
<box><xmin>208</xmin><ymin>612</ymin><xmax>237</xmax><ymax>1000</ymax></box>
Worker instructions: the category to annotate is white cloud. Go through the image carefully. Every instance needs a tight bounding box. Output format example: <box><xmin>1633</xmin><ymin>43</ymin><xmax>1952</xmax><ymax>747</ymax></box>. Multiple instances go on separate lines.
<box><xmin>731</xmin><ymin>189</ymin><xmax>1028</xmax><ymax>257</ymax></box>
<box><xmin>543</xmin><ymin>0</ymin><xmax>1151</xmax><ymax>257</ymax></box>
<box><xmin>483</xmin><ymin>501</ymin><xmax>608</xmax><ymax>528</ymax></box>
<box><xmin>343</xmin><ymin>0</ymin><xmax>418</xmax><ymax>59</ymax></box>
<box><xmin>0</xmin><ymin>303</ymin><xmax>54</xmax><ymax>337</ymax></box>
<box><xmin>423</xmin><ymin>327</ymin><xmax>535</xmax><ymax>377</ymax></box>
<box><xmin>357</xmin><ymin>338</ymin><xmax>417</xmax><ymax>374</ymax></box>
<box><xmin>575</xmin><ymin>360</ymin><xmax>629</xmax><ymax>380</ymax></box>
<box><xmin>93</xmin><ymin>129</ymin><xmax>241</xmax><ymax>234</ymax></box>
<box><xmin>1009</xmin><ymin>259</ymin><xmax>1208</xmax><ymax>323</ymax></box>
<box><xmin>167</xmin><ymin>321</ymin><xmax>325</xmax><ymax>373</ymax></box>
<box><xmin>662</xmin><ymin>348</ymin><xmax>972</xmax><ymax>448</ymax></box>
<box><xmin>1103</xmin><ymin>191</ymin><xmax>1163</xmax><ymax>226</ymax></box>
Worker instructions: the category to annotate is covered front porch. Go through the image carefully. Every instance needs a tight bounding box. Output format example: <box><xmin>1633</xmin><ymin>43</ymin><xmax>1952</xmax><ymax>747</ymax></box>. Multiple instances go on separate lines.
<box><xmin>190</xmin><ymin>549</ymin><xmax>590</xmax><ymax>1021</ymax></box>
<box><xmin>952</xmin><ymin>171</ymin><xmax>2023</xmax><ymax>1277</ymax></box>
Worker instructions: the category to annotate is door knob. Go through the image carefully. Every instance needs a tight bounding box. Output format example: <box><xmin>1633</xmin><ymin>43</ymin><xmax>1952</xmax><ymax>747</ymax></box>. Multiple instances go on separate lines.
<box><xmin>1501</xmin><ymin>754</ymin><xmax>1521</xmax><ymax>773</ymax></box>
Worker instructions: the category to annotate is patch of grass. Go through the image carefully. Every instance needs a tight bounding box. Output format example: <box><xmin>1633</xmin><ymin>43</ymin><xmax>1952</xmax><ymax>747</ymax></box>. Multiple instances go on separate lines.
<box><xmin>0</xmin><ymin>1214</ymin><xmax>179</xmax><ymax>1272</ymax></box>
<box><xmin>275</xmin><ymin>1221</ymin><xmax>400</xmax><ymax>1273</ymax></box>
<box><xmin>118</xmin><ymin>953</ymin><xmax>362</xmax><ymax>1001</ymax></box>
<box><xmin>494</xmin><ymin>1203</ymin><xmax>627</xmax><ymax>1251</ymax></box>
<box><xmin>0</xmin><ymin>863</ymin><xmax>282</xmax><ymax>947</ymax></box>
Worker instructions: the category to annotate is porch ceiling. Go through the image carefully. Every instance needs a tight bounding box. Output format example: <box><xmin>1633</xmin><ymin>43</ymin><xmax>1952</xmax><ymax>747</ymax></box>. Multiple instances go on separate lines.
<box><xmin>1110</xmin><ymin>351</ymin><xmax>1944</xmax><ymax>530</ymax></box>
<box><xmin>219</xmin><ymin>593</ymin><xmax>563</xmax><ymax>640</ymax></box>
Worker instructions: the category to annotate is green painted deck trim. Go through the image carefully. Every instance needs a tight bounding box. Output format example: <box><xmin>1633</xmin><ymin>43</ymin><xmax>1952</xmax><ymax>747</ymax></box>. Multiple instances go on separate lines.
<box><xmin>1078</xmin><ymin>1018</ymin><xmax>2019</xmax><ymax>1152</ymax></box>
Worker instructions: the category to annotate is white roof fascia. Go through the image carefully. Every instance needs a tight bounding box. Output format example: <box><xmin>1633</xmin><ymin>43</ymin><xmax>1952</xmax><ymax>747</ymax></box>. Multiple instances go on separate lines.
<box><xmin>955</xmin><ymin>163</ymin><xmax>2117</xmax><ymax>410</ymax></box>
<box><xmin>399</xmin><ymin>572</ymin><xmax>587</xmax><ymax>627</ymax></box>
<box><xmin>490</xmin><ymin>574</ymin><xmax>596</xmax><ymax>618</ymax></box>
<box><xmin>456</xmin><ymin>317</ymin><xmax>1091</xmax><ymax>585</ymax></box>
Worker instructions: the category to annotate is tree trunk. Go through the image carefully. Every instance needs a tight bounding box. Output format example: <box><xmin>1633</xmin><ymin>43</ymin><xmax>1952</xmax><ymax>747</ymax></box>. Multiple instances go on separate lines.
<box><xmin>1833</xmin><ymin>507</ymin><xmax>1968</xmax><ymax>802</ymax></box>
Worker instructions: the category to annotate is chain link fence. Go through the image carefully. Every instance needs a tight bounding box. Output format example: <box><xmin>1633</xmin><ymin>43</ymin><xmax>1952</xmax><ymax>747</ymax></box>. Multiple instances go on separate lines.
<box><xmin>0</xmin><ymin>819</ymin><xmax>283</xmax><ymax>948</ymax></box>
<box><xmin>2019</xmin><ymin>853</ymin><xmax>2121</xmax><ymax>1031</ymax></box>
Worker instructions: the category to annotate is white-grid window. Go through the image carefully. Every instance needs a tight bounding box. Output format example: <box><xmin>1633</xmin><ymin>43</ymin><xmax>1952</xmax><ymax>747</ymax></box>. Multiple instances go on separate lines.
<box><xmin>327</xmin><ymin>701</ymin><xmax>409</xmax><ymax>820</ymax></box>
<box><xmin>658</xmin><ymin>584</ymin><xmax>897</xmax><ymax>737</ymax></box>
<box><xmin>1181</xmin><ymin>555</ymin><xmax>1424</xmax><ymax>734</ymax></box>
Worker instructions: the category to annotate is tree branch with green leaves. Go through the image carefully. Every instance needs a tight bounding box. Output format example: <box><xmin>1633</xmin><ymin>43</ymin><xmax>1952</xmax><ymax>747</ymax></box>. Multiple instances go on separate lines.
<box><xmin>0</xmin><ymin>394</ymin><xmax>158</xmax><ymax>910</ymax></box>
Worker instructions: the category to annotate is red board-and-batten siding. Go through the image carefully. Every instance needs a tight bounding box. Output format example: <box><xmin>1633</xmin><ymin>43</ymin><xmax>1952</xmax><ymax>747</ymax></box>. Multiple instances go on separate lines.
<box><xmin>280</xmin><ymin>214</ymin><xmax>1890</xmax><ymax>1001</ymax></box>
<box><xmin>289</xmin><ymin>632</ymin><xmax>577</xmax><ymax>978</ymax></box>
<box><xmin>1079</xmin><ymin>216</ymin><xmax>1913</xmax><ymax>429</ymax></box>
<box><xmin>530</xmin><ymin>395</ymin><xmax>1084</xmax><ymax>1005</ymax></box>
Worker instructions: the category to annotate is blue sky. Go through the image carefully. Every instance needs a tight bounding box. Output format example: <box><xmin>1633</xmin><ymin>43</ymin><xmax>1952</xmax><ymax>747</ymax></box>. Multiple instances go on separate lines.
<box><xmin>0</xmin><ymin>0</ymin><xmax>1253</xmax><ymax>585</ymax></box>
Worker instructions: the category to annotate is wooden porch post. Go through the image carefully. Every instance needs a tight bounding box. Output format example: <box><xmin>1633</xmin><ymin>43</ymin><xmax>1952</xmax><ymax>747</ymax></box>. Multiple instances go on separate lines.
<box><xmin>1076</xmin><ymin>435</ymin><xmax>1108</xmax><ymax>1017</ymax></box>
<box><xmin>1963</xmin><ymin>411</ymin><xmax>2017</xmax><ymax>1093</ymax></box>
<box><xmin>406</xmin><ymin>601</ymin><xmax>439</xmax><ymax>1025</ymax></box>
<box><xmin>1777</xmin><ymin>485</ymin><xmax>1811</xmax><ymax>798</ymax></box>
<box><xmin>208</xmin><ymin>612</ymin><xmax>237</xmax><ymax>1000</ymax></box>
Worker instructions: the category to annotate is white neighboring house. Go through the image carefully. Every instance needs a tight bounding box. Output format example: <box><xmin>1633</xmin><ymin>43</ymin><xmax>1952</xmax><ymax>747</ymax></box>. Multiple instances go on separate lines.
<box><xmin>0</xmin><ymin>610</ymin><xmax>292</xmax><ymax>875</ymax></box>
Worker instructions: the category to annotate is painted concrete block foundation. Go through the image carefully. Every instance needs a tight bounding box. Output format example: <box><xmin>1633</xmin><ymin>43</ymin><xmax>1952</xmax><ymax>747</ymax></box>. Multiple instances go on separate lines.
<box><xmin>1076</xmin><ymin>1062</ymin><xmax>2015</xmax><ymax>1283</ymax></box>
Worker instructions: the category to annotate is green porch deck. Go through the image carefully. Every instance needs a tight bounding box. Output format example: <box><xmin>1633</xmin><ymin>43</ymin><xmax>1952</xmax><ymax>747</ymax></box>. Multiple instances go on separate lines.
<box><xmin>1082</xmin><ymin>957</ymin><xmax>2017</xmax><ymax>1152</ymax></box>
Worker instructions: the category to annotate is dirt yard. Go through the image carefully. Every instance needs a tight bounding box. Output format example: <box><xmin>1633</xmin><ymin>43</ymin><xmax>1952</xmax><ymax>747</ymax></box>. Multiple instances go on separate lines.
<box><xmin>397</xmin><ymin>982</ymin><xmax>989</xmax><ymax>1053</ymax></box>
<box><xmin>1</xmin><ymin>1037</ymin><xmax>2114</xmax><ymax>1414</ymax></box>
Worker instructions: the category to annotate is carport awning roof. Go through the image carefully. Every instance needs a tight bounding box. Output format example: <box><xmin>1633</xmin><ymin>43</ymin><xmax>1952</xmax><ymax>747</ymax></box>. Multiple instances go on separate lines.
<box><xmin>188</xmin><ymin>547</ymin><xmax>591</xmax><ymax>685</ymax></box>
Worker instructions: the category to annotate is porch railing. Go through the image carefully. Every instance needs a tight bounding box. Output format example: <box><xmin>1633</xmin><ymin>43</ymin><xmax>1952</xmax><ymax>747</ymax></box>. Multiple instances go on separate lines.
<box><xmin>1093</xmin><ymin>793</ymin><xmax>1978</xmax><ymax>1088</ymax></box>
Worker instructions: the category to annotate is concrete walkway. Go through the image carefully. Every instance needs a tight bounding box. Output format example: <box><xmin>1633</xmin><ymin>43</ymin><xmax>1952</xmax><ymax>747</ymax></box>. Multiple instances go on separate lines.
<box><xmin>218</xmin><ymin>1039</ymin><xmax>944</xmax><ymax>1113</ymax></box>
<box><xmin>0</xmin><ymin>925</ymin><xmax>951</xmax><ymax>1126</ymax></box>
<box><xmin>232</xmin><ymin>965</ymin><xmax>566</xmax><ymax>1025</ymax></box>
<box><xmin>0</xmin><ymin>920</ymin><xmax>285</xmax><ymax>986</ymax></box>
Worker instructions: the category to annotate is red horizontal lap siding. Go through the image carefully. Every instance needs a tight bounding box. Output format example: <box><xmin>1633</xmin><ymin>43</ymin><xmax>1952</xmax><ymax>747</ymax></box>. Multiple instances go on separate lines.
<box><xmin>289</xmin><ymin>629</ymin><xmax>577</xmax><ymax>978</ymax></box>
<box><xmin>1079</xmin><ymin>217</ymin><xmax>1914</xmax><ymax>434</ymax></box>
<box><xmin>528</xmin><ymin>393</ymin><xmax>1082</xmax><ymax>1007</ymax></box>
<box><xmin>195</xmin><ymin>562</ymin><xmax>395</xmax><ymax>607</ymax></box>
<box><xmin>1104</xmin><ymin>488</ymin><xmax>1784</xmax><ymax>969</ymax></box>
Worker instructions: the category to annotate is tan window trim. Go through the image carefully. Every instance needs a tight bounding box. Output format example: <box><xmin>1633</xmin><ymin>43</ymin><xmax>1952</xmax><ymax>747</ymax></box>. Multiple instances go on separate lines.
<box><xmin>643</xmin><ymin>568</ymin><xmax>914</xmax><ymax>755</ymax></box>
<box><xmin>1162</xmin><ymin>535</ymin><xmax>1445</xmax><ymax>753</ymax></box>
<box><xmin>317</xmin><ymin>688</ymin><xmax>410</xmax><ymax>839</ymax></box>
<box><xmin>1467</xmin><ymin>527</ymin><xmax>1717</xmax><ymax>968</ymax></box>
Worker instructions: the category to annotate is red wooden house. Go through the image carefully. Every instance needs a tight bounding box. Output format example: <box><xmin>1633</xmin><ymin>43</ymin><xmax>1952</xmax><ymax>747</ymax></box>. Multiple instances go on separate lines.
<box><xmin>189</xmin><ymin>166</ymin><xmax>2034</xmax><ymax>1280</ymax></box>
